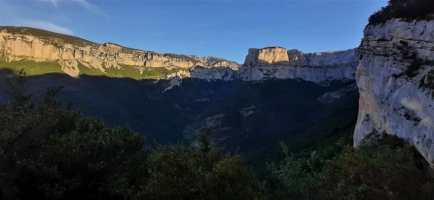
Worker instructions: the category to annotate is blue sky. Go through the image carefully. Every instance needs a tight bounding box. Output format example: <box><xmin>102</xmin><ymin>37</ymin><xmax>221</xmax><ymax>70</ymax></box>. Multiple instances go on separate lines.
<box><xmin>0</xmin><ymin>0</ymin><xmax>388</xmax><ymax>63</ymax></box>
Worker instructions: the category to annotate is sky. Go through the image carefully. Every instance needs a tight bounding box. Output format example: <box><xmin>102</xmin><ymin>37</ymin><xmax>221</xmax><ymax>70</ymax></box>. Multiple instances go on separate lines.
<box><xmin>0</xmin><ymin>0</ymin><xmax>388</xmax><ymax>63</ymax></box>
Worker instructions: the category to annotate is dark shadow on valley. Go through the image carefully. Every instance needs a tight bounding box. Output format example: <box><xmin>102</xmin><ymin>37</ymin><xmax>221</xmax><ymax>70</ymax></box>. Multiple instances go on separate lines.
<box><xmin>0</xmin><ymin>69</ymin><xmax>359</xmax><ymax>156</ymax></box>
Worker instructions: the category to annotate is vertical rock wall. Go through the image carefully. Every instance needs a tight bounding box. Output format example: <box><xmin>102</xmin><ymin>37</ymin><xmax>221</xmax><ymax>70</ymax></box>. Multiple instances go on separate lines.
<box><xmin>354</xmin><ymin>19</ymin><xmax>434</xmax><ymax>162</ymax></box>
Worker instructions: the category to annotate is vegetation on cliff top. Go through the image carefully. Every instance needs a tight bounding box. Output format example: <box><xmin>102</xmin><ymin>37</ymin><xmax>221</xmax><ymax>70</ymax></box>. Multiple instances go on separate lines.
<box><xmin>1</xmin><ymin>26</ymin><xmax>97</xmax><ymax>47</ymax></box>
<box><xmin>368</xmin><ymin>0</ymin><xmax>434</xmax><ymax>25</ymax></box>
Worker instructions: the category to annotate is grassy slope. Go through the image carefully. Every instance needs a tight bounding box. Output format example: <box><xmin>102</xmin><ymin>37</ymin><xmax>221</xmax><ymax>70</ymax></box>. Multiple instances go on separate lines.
<box><xmin>0</xmin><ymin>60</ymin><xmax>64</xmax><ymax>76</ymax></box>
<box><xmin>0</xmin><ymin>59</ymin><xmax>186</xmax><ymax>80</ymax></box>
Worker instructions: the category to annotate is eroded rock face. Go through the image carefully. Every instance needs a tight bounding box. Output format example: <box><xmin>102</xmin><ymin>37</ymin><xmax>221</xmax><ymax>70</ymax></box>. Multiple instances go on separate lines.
<box><xmin>318</xmin><ymin>83</ymin><xmax>358</xmax><ymax>103</ymax></box>
<box><xmin>0</xmin><ymin>27</ymin><xmax>239</xmax><ymax>78</ymax></box>
<box><xmin>0</xmin><ymin>27</ymin><xmax>356</xmax><ymax>86</ymax></box>
<box><xmin>354</xmin><ymin>19</ymin><xmax>434</xmax><ymax>163</ymax></box>
<box><xmin>190</xmin><ymin>66</ymin><xmax>236</xmax><ymax>80</ymax></box>
<box><xmin>244</xmin><ymin>47</ymin><xmax>290</xmax><ymax>66</ymax></box>
<box><xmin>240</xmin><ymin>47</ymin><xmax>357</xmax><ymax>83</ymax></box>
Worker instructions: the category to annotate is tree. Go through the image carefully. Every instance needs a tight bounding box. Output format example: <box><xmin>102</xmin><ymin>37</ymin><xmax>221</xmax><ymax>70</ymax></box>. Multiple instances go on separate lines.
<box><xmin>0</xmin><ymin>72</ymin><xmax>263</xmax><ymax>199</ymax></box>
<box><xmin>0</xmin><ymin>72</ymin><xmax>148</xmax><ymax>200</ymax></box>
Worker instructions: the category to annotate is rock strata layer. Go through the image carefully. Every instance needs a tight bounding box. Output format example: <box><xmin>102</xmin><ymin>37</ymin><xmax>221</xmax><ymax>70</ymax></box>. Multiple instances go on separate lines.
<box><xmin>0</xmin><ymin>26</ymin><xmax>356</xmax><ymax>84</ymax></box>
<box><xmin>0</xmin><ymin>27</ymin><xmax>239</xmax><ymax>78</ymax></box>
<box><xmin>354</xmin><ymin>19</ymin><xmax>434</xmax><ymax>163</ymax></box>
<box><xmin>239</xmin><ymin>47</ymin><xmax>357</xmax><ymax>83</ymax></box>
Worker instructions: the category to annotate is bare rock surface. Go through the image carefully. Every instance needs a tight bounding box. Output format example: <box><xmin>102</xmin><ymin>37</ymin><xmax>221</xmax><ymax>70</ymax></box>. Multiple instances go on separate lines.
<box><xmin>239</xmin><ymin>47</ymin><xmax>357</xmax><ymax>83</ymax></box>
<box><xmin>354</xmin><ymin>19</ymin><xmax>434</xmax><ymax>163</ymax></box>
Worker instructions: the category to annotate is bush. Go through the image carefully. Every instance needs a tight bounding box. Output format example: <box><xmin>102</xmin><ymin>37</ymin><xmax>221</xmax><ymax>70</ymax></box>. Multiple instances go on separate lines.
<box><xmin>0</xmin><ymin>75</ymin><xmax>148</xmax><ymax>199</ymax></box>
<box><xmin>368</xmin><ymin>0</ymin><xmax>434</xmax><ymax>25</ymax></box>
<box><xmin>265</xmin><ymin>143</ymin><xmax>319</xmax><ymax>199</ymax></box>
<box><xmin>143</xmin><ymin>134</ymin><xmax>262</xmax><ymax>199</ymax></box>
<box><xmin>317</xmin><ymin>134</ymin><xmax>434</xmax><ymax>200</ymax></box>
<box><xmin>266</xmin><ymin>132</ymin><xmax>434</xmax><ymax>200</ymax></box>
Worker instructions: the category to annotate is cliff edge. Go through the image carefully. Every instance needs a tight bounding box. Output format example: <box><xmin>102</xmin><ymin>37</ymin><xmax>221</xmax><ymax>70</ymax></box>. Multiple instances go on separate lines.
<box><xmin>0</xmin><ymin>26</ymin><xmax>239</xmax><ymax>79</ymax></box>
<box><xmin>354</xmin><ymin>18</ymin><xmax>434</xmax><ymax>162</ymax></box>
<box><xmin>0</xmin><ymin>26</ymin><xmax>357</xmax><ymax>85</ymax></box>
<box><xmin>239</xmin><ymin>47</ymin><xmax>357</xmax><ymax>83</ymax></box>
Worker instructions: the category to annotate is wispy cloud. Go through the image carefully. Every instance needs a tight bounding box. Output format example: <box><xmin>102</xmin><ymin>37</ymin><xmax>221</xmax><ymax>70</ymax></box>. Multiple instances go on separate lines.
<box><xmin>39</xmin><ymin>0</ymin><xmax>58</xmax><ymax>6</ymax></box>
<box><xmin>75</xmin><ymin>0</ymin><xmax>108</xmax><ymax>18</ymax></box>
<box><xmin>18</xmin><ymin>20</ymin><xmax>74</xmax><ymax>35</ymax></box>
<box><xmin>38</xmin><ymin>0</ymin><xmax>108</xmax><ymax>17</ymax></box>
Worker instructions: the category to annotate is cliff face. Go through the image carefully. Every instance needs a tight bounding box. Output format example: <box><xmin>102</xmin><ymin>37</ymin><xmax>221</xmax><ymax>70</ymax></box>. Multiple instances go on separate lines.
<box><xmin>0</xmin><ymin>27</ymin><xmax>239</xmax><ymax>78</ymax></box>
<box><xmin>244</xmin><ymin>47</ymin><xmax>290</xmax><ymax>66</ymax></box>
<box><xmin>239</xmin><ymin>47</ymin><xmax>357</xmax><ymax>83</ymax></box>
<box><xmin>0</xmin><ymin>26</ymin><xmax>356</xmax><ymax>84</ymax></box>
<box><xmin>354</xmin><ymin>19</ymin><xmax>434</xmax><ymax>162</ymax></box>
<box><xmin>0</xmin><ymin>29</ymin><xmax>147</xmax><ymax>77</ymax></box>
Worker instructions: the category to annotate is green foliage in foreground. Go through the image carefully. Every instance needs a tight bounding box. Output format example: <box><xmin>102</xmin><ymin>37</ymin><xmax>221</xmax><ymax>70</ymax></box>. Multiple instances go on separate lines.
<box><xmin>266</xmin><ymin>134</ymin><xmax>434</xmax><ymax>200</ymax></box>
<box><xmin>368</xmin><ymin>0</ymin><xmax>434</xmax><ymax>25</ymax></box>
<box><xmin>0</xmin><ymin>73</ymin><xmax>262</xmax><ymax>200</ymax></box>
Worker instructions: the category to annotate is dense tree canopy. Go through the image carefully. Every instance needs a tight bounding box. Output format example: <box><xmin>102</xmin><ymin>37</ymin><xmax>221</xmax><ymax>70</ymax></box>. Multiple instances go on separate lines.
<box><xmin>0</xmin><ymin>73</ymin><xmax>262</xmax><ymax>200</ymax></box>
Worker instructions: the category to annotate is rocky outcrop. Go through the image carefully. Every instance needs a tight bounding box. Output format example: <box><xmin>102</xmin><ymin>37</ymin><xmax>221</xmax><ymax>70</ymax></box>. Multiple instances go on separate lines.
<box><xmin>240</xmin><ymin>47</ymin><xmax>357</xmax><ymax>83</ymax></box>
<box><xmin>354</xmin><ymin>19</ymin><xmax>434</xmax><ymax>162</ymax></box>
<box><xmin>318</xmin><ymin>83</ymin><xmax>358</xmax><ymax>103</ymax></box>
<box><xmin>0</xmin><ymin>29</ymin><xmax>147</xmax><ymax>77</ymax></box>
<box><xmin>196</xmin><ymin>56</ymin><xmax>240</xmax><ymax>70</ymax></box>
<box><xmin>190</xmin><ymin>66</ymin><xmax>237</xmax><ymax>80</ymax></box>
<box><xmin>244</xmin><ymin>47</ymin><xmax>290</xmax><ymax>66</ymax></box>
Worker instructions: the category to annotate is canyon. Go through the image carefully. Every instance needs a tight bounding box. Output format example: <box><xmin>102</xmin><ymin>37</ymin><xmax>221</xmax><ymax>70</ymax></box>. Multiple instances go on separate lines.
<box><xmin>0</xmin><ymin>26</ymin><xmax>360</xmax><ymax>152</ymax></box>
<box><xmin>2</xmin><ymin>18</ymin><xmax>434</xmax><ymax>165</ymax></box>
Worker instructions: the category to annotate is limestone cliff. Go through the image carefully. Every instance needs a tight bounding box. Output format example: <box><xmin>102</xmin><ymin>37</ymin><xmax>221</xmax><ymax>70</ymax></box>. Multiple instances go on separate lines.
<box><xmin>244</xmin><ymin>47</ymin><xmax>290</xmax><ymax>66</ymax></box>
<box><xmin>0</xmin><ymin>26</ymin><xmax>356</xmax><ymax>85</ymax></box>
<box><xmin>354</xmin><ymin>19</ymin><xmax>434</xmax><ymax>162</ymax></box>
<box><xmin>240</xmin><ymin>47</ymin><xmax>357</xmax><ymax>83</ymax></box>
<box><xmin>0</xmin><ymin>26</ymin><xmax>239</xmax><ymax>78</ymax></box>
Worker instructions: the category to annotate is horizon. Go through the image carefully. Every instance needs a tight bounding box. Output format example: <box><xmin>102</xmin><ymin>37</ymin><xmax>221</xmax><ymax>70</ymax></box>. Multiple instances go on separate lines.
<box><xmin>0</xmin><ymin>0</ymin><xmax>388</xmax><ymax>63</ymax></box>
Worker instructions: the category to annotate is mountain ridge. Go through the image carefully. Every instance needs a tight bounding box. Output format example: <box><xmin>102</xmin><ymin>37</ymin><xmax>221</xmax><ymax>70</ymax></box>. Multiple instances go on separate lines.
<box><xmin>0</xmin><ymin>26</ymin><xmax>356</xmax><ymax>84</ymax></box>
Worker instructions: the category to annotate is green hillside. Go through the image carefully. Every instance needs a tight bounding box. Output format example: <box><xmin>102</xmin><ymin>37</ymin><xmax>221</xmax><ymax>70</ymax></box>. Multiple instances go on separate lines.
<box><xmin>0</xmin><ymin>59</ymin><xmax>187</xmax><ymax>80</ymax></box>
<box><xmin>0</xmin><ymin>60</ymin><xmax>64</xmax><ymax>76</ymax></box>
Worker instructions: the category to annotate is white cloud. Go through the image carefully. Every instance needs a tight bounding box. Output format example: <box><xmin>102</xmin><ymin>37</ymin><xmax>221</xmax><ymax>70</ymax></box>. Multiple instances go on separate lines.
<box><xmin>75</xmin><ymin>0</ymin><xmax>108</xmax><ymax>17</ymax></box>
<box><xmin>18</xmin><ymin>20</ymin><xmax>74</xmax><ymax>35</ymax></box>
